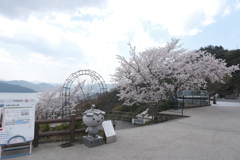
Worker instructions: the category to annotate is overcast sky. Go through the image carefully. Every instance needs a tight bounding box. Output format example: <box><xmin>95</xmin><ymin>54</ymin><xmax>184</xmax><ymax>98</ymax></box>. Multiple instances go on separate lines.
<box><xmin>0</xmin><ymin>0</ymin><xmax>240</xmax><ymax>84</ymax></box>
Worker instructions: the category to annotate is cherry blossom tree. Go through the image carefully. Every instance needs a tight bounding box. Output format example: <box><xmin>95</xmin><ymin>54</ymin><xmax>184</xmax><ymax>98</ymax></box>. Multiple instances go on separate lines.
<box><xmin>36</xmin><ymin>80</ymin><xmax>89</xmax><ymax>116</ymax></box>
<box><xmin>36</xmin><ymin>85</ymin><xmax>62</xmax><ymax>116</ymax></box>
<box><xmin>111</xmin><ymin>38</ymin><xmax>239</xmax><ymax>106</ymax></box>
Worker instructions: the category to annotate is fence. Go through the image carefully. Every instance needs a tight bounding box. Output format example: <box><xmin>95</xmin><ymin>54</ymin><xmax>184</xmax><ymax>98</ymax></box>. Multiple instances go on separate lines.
<box><xmin>156</xmin><ymin>100</ymin><xmax>183</xmax><ymax>111</ymax></box>
<box><xmin>217</xmin><ymin>93</ymin><xmax>240</xmax><ymax>99</ymax></box>
<box><xmin>35</xmin><ymin>108</ymin><xmax>85</xmax><ymax>120</ymax></box>
<box><xmin>34</xmin><ymin>114</ymin><xmax>85</xmax><ymax>147</ymax></box>
<box><xmin>177</xmin><ymin>95</ymin><xmax>210</xmax><ymax>108</ymax></box>
<box><xmin>104</xmin><ymin>110</ymin><xmax>137</xmax><ymax>122</ymax></box>
<box><xmin>34</xmin><ymin>110</ymin><xmax>134</xmax><ymax>147</ymax></box>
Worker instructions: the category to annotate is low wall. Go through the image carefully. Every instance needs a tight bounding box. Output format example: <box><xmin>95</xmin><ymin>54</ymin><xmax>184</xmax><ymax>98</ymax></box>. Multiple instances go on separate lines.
<box><xmin>225</xmin><ymin>95</ymin><xmax>237</xmax><ymax>99</ymax></box>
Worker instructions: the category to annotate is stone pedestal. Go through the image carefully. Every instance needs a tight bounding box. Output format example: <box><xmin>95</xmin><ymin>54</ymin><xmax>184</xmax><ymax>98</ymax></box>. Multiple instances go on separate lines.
<box><xmin>82</xmin><ymin>136</ymin><xmax>103</xmax><ymax>148</ymax></box>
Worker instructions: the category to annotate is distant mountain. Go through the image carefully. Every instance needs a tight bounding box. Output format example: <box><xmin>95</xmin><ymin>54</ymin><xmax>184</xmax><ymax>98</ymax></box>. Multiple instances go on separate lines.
<box><xmin>37</xmin><ymin>83</ymin><xmax>56</xmax><ymax>90</ymax></box>
<box><xmin>106</xmin><ymin>84</ymin><xmax>115</xmax><ymax>91</ymax></box>
<box><xmin>0</xmin><ymin>79</ymin><xmax>115</xmax><ymax>93</ymax></box>
<box><xmin>30</xmin><ymin>81</ymin><xmax>43</xmax><ymax>84</ymax></box>
<box><xmin>0</xmin><ymin>81</ymin><xmax>36</xmax><ymax>93</ymax></box>
<box><xmin>5</xmin><ymin>80</ymin><xmax>56</xmax><ymax>92</ymax></box>
<box><xmin>70</xmin><ymin>83</ymin><xmax>115</xmax><ymax>93</ymax></box>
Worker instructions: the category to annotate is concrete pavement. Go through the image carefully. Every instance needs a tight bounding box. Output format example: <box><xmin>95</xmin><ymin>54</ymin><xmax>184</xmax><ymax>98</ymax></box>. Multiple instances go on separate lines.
<box><xmin>212</xmin><ymin>99</ymin><xmax>240</xmax><ymax>107</ymax></box>
<box><xmin>3</xmin><ymin>101</ymin><xmax>240</xmax><ymax>160</ymax></box>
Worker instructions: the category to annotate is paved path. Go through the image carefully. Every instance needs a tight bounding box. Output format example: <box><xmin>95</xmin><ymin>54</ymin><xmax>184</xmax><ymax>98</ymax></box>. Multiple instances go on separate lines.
<box><xmin>3</xmin><ymin>101</ymin><xmax>240</xmax><ymax>160</ymax></box>
<box><xmin>114</xmin><ymin>120</ymin><xmax>138</xmax><ymax>130</ymax></box>
<box><xmin>212</xmin><ymin>99</ymin><xmax>240</xmax><ymax>107</ymax></box>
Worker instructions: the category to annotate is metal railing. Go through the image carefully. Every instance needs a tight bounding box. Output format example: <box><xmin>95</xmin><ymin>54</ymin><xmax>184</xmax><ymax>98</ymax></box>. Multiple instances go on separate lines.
<box><xmin>177</xmin><ymin>95</ymin><xmax>210</xmax><ymax>108</ymax></box>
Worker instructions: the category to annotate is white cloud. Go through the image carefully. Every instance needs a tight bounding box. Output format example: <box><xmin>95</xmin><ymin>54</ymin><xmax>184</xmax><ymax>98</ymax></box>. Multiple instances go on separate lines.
<box><xmin>0</xmin><ymin>16</ymin><xmax>62</xmax><ymax>45</ymax></box>
<box><xmin>104</xmin><ymin>0</ymin><xmax>227</xmax><ymax>36</ymax></box>
<box><xmin>236</xmin><ymin>2</ymin><xmax>240</xmax><ymax>10</ymax></box>
<box><xmin>0</xmin><ymin>17</ymin><xmax>18</xmax><ymax>38</ymax></box>
<box><xmin>187</xmin><ymin>28</ymin><xmax>202</xmax><ymax>36</ymax></box>
<box><xmin>28</xmin><ymin>53</ymin><xmax>67</xmax><ymax>69</ymax></box>
<box><xmin>0</xmin><ymin>0</ymin><xmax>228</xmax><ymax>51</ymax></box>
<box><xmin>0</xmin><ymin>48</ymin><xmax>19</xmax><ymax>69</ymax></box>
<box><xmin>131</xmin><ymin>28</ymin><xmax>163</xmax><ymax>51</ymax></box>
<box><xmin>0</xmin><ymin>0</ymin><xmax>108</xmax><ymax>20</ymax></box>
<box><xmin>27</xmin><ymin>16</ymin><xmax>63</xmax><ymax>45</ymax></box>
<box><xmin>201</xmin><ymin>18</ymin><xmax>216</xmax><ymax>26</ymax></box>
<box><xmin>0</xmin><ymin>0</ymin><xmax>232</xmax><ymax>83</ymax></box>
<box><xmin>222</xmin><ymin>6</ymin><xmax>231</xmax><ymax>16</ymax></box>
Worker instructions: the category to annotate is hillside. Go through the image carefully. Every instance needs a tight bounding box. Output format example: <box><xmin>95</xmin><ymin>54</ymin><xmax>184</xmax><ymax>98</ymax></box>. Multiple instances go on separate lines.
<box><xmin>5</xmin><ymin>80</ymin><xmax>56</xmax><ymax>92</ymax></box>
<box><xmin>0</xmin><ymin>81</ymin><xmax>36</xmax><ymax>93</ymax></box>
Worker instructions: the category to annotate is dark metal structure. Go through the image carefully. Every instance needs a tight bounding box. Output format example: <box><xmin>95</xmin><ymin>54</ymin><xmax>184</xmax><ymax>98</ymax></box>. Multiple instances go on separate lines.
<box><xmin>61</xmin><ymin>69</ymin><xmax>107</xmax><ymax>147</ymax></box>
<box><xmin>61</xmin><ymin>69</ymin><xmax>107</xmax><ymax>111</ymax></box>
<box><xmin>177</xmin><ymin>90</ymin><xmax>210</xmax><ymax>107</ymax></box>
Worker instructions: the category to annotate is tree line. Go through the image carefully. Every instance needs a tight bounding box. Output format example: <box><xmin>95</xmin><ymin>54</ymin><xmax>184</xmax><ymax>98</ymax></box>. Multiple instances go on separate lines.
<box><xmin>199</xmin><ymin>45</ymin><xmax>240</xmax><ymax>95</ymax></box>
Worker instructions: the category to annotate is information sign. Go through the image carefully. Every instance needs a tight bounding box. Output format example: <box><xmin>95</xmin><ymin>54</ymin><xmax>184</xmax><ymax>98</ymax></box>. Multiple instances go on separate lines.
<box><xmin>102</xmin><ymin>120</ymin><xmax>116</xmax><ymax>144</ymax></box>
<box><xmin>0</xmin><ymin>99</ymin><xmax>35</xmax><ymax>145</ymax></box>
<box><xmin>132</xmin><ymin>118</ymin><xmax>145</xmax><ymax>124</ymax></box>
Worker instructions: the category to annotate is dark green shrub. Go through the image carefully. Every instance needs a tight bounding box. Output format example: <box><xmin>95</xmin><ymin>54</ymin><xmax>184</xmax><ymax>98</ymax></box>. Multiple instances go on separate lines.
<box><xmin>75</xmin><ymin>121</ymin><xmax>84</xmax><ymax>129</ymax></box>
<box><xmin>54</xmin><ymin>123</ymin><xmax>70</xmax><ymax>131</ymax></box>
<box><xmin>54</xmin><ymin>121</ymin><xmax>84</xmax><ymax>131</ymax></box>
<box><xmin>133</xmin><ymin>104</ymin><xmax>147</xmax><ymax>114</ymax></box>
<box><xmin>39</xmin><ymin>124</ymin><xmax>51</xmax><ymax>132</ymax></box>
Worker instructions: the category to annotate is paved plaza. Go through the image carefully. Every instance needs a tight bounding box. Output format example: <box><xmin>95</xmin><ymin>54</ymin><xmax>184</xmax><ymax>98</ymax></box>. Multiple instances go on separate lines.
<box><xmin>4</xmin><ymin>101</ymin><xmax>240</xmax><ymax>160</ymax></box>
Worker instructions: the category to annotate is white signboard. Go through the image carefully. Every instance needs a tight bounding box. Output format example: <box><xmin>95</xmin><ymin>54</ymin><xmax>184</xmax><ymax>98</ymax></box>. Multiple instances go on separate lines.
<box><xmin>0</xmin><ymin>99</ymin><xmax>35</xmax><ymax>145</ymax></box>
<box><xmin>132</xmin><ymin>118</ymin><xmax>145</xmax><ymax>124</ymax></box>
<box><xmin>102</xmin><ymin>120</ymin><xmax>116</xmax><ymax>144</ymax></box>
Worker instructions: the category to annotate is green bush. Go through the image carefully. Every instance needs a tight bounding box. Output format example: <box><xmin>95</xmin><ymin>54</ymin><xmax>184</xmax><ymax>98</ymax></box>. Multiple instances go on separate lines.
<box><xmin>120</xmin><ymin>103</ymin><xmax>147</xmax><ymax>113</ymax></box>
<box><xmin>75</xmin><ymin>121</ymin><xmax>84</xmax><ymax>129</ymax></box>
<box><xmin>54</xmin><ymin>123</ymin><xmax>70</xmax><ymax>131</ymax></box>
<box><xmin>39</xmin><ymin>124</ymin><xmax>51</xmax><ymax>132</ymax></box>
<box><xmin>133</xmin><ymin>104</ymin><xmax>147</xmax><ymax>114</ymax></box>
<box><xmin>54</xmin><ymin>121</ymin><xmax>84</xmax><ymax>131</ymax></box>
